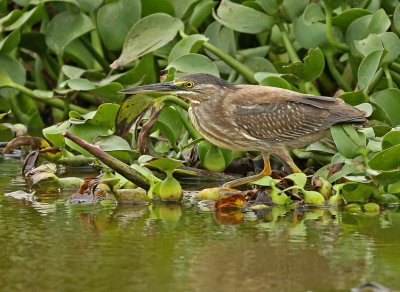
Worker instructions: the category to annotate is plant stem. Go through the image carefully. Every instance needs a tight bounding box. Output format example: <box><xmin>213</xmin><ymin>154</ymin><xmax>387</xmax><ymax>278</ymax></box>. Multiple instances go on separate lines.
<box><xmin>323</xmin><ymin>1</ymin><xmax>349</xmax><ymax>51</ymax></box>
<box><xmin>161</xmin><ymin>95</ymin><xmax>189</xmax><ymax>110</ymax></box>
<box><xmin>175</xmin><ymin>107</ymin><xmax>202</xmax><ymax>140</ymax></box>
<box><xmin>280</xmin><ymin>28</ymin><xmax>300</xmax><ymax>63</ymax></box>
<box><xmin>389</xmin><ymin>69</ymin><xmax>400</xmax><ymax>87</ymax></box>
<box><xmin>383</xmin><ymin>65</ymin><xmax>394</xmax><ymax>88</ymax></box>
<box><xmin>367</xmin><ymin>68</ymin><xmax>383</xmax><ymax>92</ymax></box>
<box><xmin>202</xmin><ymin>41</ymin><xmax>257</xmax><ymax>84</ymax></box>
<box><xmin>10</xmin><ymin>83</ymin><xmax>89</xmax><ymax>114</ymax></box>
<box><xmin>325</xmin><ymin>53</ymin><xmax>352</xmax><ymax>92</ymax></box>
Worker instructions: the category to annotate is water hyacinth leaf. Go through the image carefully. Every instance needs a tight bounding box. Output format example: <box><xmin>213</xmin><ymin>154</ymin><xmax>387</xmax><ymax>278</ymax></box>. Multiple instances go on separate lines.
<box><xmin>282</xmin><ymin>47</ymin><xmax>324</xmax><ymax>81</ymax></box>
<box><xmin>78</xmin><ymin>0</ymin><xmax>103</xmax><ymax>13</ymax></box>
<box><xmin>255</xmin><ymin>0</ymin><xmax>280</xmax><ymax>16</ymax></box>
<box><xmin>188</xmin><ymin>0</ymin><xmax>216</xmax><ymax>30</ymax></box>
<box><xmin>0</xmin><ymin>28</ymin><xmax>19</xmax><ymax>53</ymax></box>
<box><xmin>89</xmin><ymin>83</ymin><xmax>125</xmax><ymax>103</ymax></box>
<box><xmin>368</xmin><ymin>9</ymin><xmax>390</xmax><ymax>34</ymax></box>
<box><xmin>323</xmin><ymin>0</ymin><xmax>345</xmax><ymax>10</ymax></box>
<box><xmin>67</xmin><ymin>78</ymin><xmax>96</xmax><ymax>91</ymax></box>
<box><xmin>157</xmin><ymin>106</ymin><xmax>183</xmax><ymax>142</ymax></box>
<box><xmin>332</xmin><ymin>8</ymin><xmax>371</xmax><ymax>29</ymax></box>
<box><xmin>331</xmin><ymin>124</ymin><xmax>363</xmax><ymax>159</ymax></box>
<box><xmin>146</xmin><ymin>157</ymin><xmax>184</xmax><ymax>172</ymax></box>
<box><xmin>339</xmin><ymin>91</ymin><xmax>368</xmax><ymax>106</ymax></box>
<box><xmin>0</xmin><ymin>54</ymin><xmax>26</xmax><ymax>87</ymax></box>
<box><xmin>243</xmin><ymin>57</ymin><xmax>277</xmax><ymax>74</ymax></box>
<box><xmin>115</xmin><ymin>95</ymin><xmax>153</xmax><ymax>138</ymax></box>
<box><xmin>97</xmin><ymin>0</ymin><xmax>141</xmax><ymax>51</ymax></box>
<box><xmin>172</xmin><ymin>0</ymin><xmax>200</xmax><ymax>18</ymax></box>
<box><xmin>379</xmin><ymin>32</ymin><xmax>400</xmax><ymax>63</ymax></box>
<box><xmin>204</xmin><ymin>21</ymin><xmax>236</xmax><ymax>59</ymax></box>
<box><xmin>394</xmin><ymin>3</ymin><xmax>400</xmax><ymax>34</ymax></box>
<box><xmin>303</xmin><ymin>3</ymin><xmax>325</xmax><ymax>24</ymax></box>
<box><xmin>346</xmin><ymin>15</ymin><xmax>373</xmax><ymax>54</ymax></box>
<box><xmin>3</xmin><ymin>4</ymin><xmax>44</xmax><ymax>31</ymax></box>
<box><xmin>62</xmin><ymin>65</ymin><xmax>86</xmax><ymax>79</ymax></box>
<box><xmin>42</xmin><ymin>121</ymin><xmax>70</xmax><ymax>147</ymax></box>
<box><xmin>370</xmin><ymin>89</ymin><xmax>400</xmax><ymax>127</ymax></box>
<box><xmin>93</xmin><ymin>135</ymin><xmax>136</xmax><ymax>162</ymax></box>
<box><xmin>381</xmin><ymin>130</ymin><xmax>400</xmax><ymax>150</ymax></box>
<box><xmin>213</xmin><ymin>0</ymin><xmax>273</xmax><ymax>34</ymax></box>
<box><xmin>355</xmin><ymin>34</ymin><xmax>383</xmax><ymax>57</ymax></box>
<box><xmin>293</xmin><ymin>13</ymin><xmax>328</xmax><ymax>49</ymax></box>
<box><xmin>357</xmin><ymin>49</ymin><xmax>383</xmax><ymax>92</ymax></box>
<box><xmin>368</xmin><ymin>144</ymin><xmax>400</xmax><ymax>171</ymax></box>
<box><xmin>260</xmin><ymin>76</ymin><xmax>292</xmax><ymax>90</ymax></box>
<box><xmin>110</xmin><ymin>13</ymin><xmax>183</xmax><ymax>69</ymax></box>
<box><xmin>45</xmin><ymin>11</ymin><xmax>94</xmax><ymax>56</ymax></box>
<box><xmin>168</xmin><ymin>34</ymin><xmax>208</xmax><ymax>63</ymax></box>
<box><xmin>285</xmin><ymin>173</ymin><xmax>307</xmax><ymax>189</ymax></box>
<box><xmin>282</xmin><ymin>0</ymin><xmax>309</xmax><ymax>20</ymax></box>
<box><xmin>167</xmin><ymin>53</ymin><xmax>219</xmax><ymax>76</ymax></box>
<box><xmin>141</xmin><ymin>0</ymin><xmax>175</xmax><ymax>16</ymax></box>
<box><xmin>341</xmin><ymin>182</ymin><xmax>373</xmax><ymax>203</ymax></box>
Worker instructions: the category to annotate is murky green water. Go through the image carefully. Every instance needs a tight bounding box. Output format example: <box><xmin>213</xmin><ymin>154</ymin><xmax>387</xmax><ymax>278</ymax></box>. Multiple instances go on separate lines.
<box><xmin>1</xmin><ymin>155</ymin><xmax>400</xmax><ymax>292</ymax></box>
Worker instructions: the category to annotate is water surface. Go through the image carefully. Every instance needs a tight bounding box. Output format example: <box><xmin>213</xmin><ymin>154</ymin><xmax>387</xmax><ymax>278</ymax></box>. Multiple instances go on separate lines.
<box><xmin>0</xmin><ymin>155</ymin><xmax>399</xmax><ymax>292</ymax></box>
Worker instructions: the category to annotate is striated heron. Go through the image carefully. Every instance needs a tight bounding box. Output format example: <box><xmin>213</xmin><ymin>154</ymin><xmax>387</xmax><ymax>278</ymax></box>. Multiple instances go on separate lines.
<box><xmin>122</xmin><ymin>73</ymin><xmax>366</xmax><ymax>188</ymax></box>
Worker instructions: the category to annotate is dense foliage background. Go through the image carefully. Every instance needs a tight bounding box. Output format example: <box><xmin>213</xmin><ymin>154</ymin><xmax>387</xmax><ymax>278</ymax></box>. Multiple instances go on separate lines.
<box><xmin>2</xmin><ymin>0</ymin><xmax>400</xmax><ymax>207</ymax></box>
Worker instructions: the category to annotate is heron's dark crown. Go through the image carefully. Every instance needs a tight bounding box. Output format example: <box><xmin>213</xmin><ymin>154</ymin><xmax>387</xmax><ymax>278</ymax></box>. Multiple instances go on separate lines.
<box><xmin>175</xmin><ymin>73</ymin><xmax>235</xmax><ymax>89</ymax></box>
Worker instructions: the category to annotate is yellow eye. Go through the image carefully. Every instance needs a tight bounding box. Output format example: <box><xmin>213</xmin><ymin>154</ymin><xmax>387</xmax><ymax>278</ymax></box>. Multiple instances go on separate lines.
<box><xmin>185</xmin><ymin>81</ymin><xmax>194</xmax><ymax>88</ymax></box>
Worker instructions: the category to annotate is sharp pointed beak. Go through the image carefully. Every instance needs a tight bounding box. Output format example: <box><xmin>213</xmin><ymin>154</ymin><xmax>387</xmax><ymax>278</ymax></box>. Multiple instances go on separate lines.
<box><xmin>120</xmin><ymin>82</ymin><xmax>178</xmax><ymax>94</ymax></box>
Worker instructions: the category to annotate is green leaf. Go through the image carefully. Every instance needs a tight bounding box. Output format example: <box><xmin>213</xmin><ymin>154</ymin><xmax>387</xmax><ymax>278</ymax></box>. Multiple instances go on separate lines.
<box><xmin>0</xmin><ymin>28</ymin><xmax>20</xmax><ymax>53</ymax></box>
<box><xmin>282</xmin><ymin>47</ymin><xmax>324</xmax><ymax>82</ymax></box>
<box><xmin>259</xmin><ymin>76</ymin><xmax>292</xmax><ymax>90</ymax></box>
<box><xmin>332</xmin><ymin>8</ymin><xmax>371</xmax><ymax>29</ymax></box>
<box><xmin>93</xmin><ymin>134</ymin><xmax>136</xmax><ymax>163</ymax></box>
<box><xmin>370</xmin><ymin>89</ymin><xmax>400</xmax><ymax>127</ymax></box>
<box><xmin>188</xmin><ymin>0</ymin><xmax>216</xmax><ymax>30</ymax></box>
<box><xmin>110</xmin><ymin>13</ymin><xmax>183</xmax><ymax>69</ymax></box>
<box><xmin>97</xmin><ymin>0</ymin><xmax>141</xmax><ymax>51</ymax></box>
<box><xmin>67</xmin><ymin>78</ymin><xmax>96</xmax><ymax>91</ymax></box>
<box><xmin>303</xmin><ymin>3</ymin><xmax>325</xmax><ymax>24</ymax></box>
<box><xmin>339</xmin><ymin>91</ymin><xmax>368</xmax><ymax>106</ymax></box>
<box><xmin>357</xmin><ymin>49</ymin><xmax>383</xmax><ymax>91</ymax></box>
<box><xmin>168</xmin><ymin>34</ymin><xmax>208</xmax><ymax>63</ymax></box>
<box><xmin>115</xmin><ymin>94</ymin><xmax>153</xmax><ymax>138</ymax></box>
<box><xmin>293</xmin><ymin>12</ymin><xmax>328</xmax><ymax>49</ymax></box>
<box><xmin>89</xmin><ymin>83</ymin><xmax>124</xmax><ymax>103</ymax></box>
<box><xmin>394</xmin><ymin>3</ymin><xmax>400</xmax><ymax>35</ymax></box>
<box><xmin>146</xmin><ymin>157</ymin><xmax>184</xmax><ymax>172</ymax></box>
<box><xmin>282</xmin><ymin>0</ymin><xmax>309</xmax><ymax>20</ymax></box>
<box><xmin>368</xmin><ymin>8</ymin><xmax>390</xmax><ymax>34</ymax></box>
<box><xmin>172</xmin><ymin>0</ymin><xmax>200</xmax><ymax>18</ymax></box>
<box><xmin>43</xmin><ymin>120</ymin><xmax>70</xmax><ymax>147</ymax></box>
<box><xmin>167</xmin><ymin>53</ymin><xmax>219</xmax><ymax>76</ymax></box>
<box><xmin>77</xmin><ymin>0</ymin><xmax>103</xmax><ymax>13</ymax></box>
<box><xmin>341</xmin><ymin>182</ymin><xmax>373</xmax><ymax>203</ymax></box>
<box><xmin>381</xmin><ymin>130</ymin><xmax>400</xmax><ymax>150</ymax></box>
<box><xmin>3</xmin><ymin>4</ymin><xmax>44</xmax><ymax>31</ymax></box>
<box><xmin>45</xmin><ymin>11</ymin><xmax>94</xmax><ymax>56</ymax></box>
<box><xmin>204</xmin><ymin>21</ymin><xmax>236</xmax><ymax>59</ymax></box>
<box><xmin>213</xmin><ymin>0</ymin><xmax>273</xmax><ymax>34</ymax></box>
<box><xmin>369</xmin><ymin>144</ymin><xmax>400</xmax><ymax>171</ymax></box>
<box><xmin>285</xmin><ymin>173</ymin><xmax>307</xmax><ymax>189</ymax></box>
<box><xmin>331</xmin><ymin>124</ymin><xmax>364</xmax><ymax>159</ymax></box>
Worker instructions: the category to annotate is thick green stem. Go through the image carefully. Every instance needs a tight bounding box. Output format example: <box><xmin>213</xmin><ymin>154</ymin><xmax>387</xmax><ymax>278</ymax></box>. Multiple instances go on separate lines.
<box><xmin>161</xmin><ymin>95</ymin><xmax>189</xmax><ymax>111</ymax></box>
<box><xmin>367</xmin><ymin>68</ymin><xmax>383</xmax><ymax>92</ymax></box>
<box><xmin>175</xmin><ymin>107</ymin><xmax>201</xmax><ymax>140</ymax></box>
<box><xmin>10</xmin><ymin>83</ymin><xmax>89</xmax><ymax>114</ymax></box>
<box><xmin>323</xmin><ymin>2</ymin><xmax>349</xmax><ymax>51</ymax></box>
<box><xmin>390</xmin><ymin>62</ymin><xmax>400</xmax><ymax>74</ymax></box>
<box><xmin>389</xmin><ymin>69</ymin><xmax>400</xmax><ymax>87</ymax></box>
<box><xmin>202</xmin><ymin>41</ymin><xmax>257</xmax><ymax>84</ymax></box>
<box><xmin>325</xmin><ymin>53</ymin><xmax>352</xmax><ymax>92</ymax></box>
<box><xmin>383</xmin><ymin>65</ymin><xmax>394</xmax><ymax>88</ymax></box>
<box><xmin>280</xmin><ymin>27</ymin><xmax>300</xmax><ymax>63</ymax></box>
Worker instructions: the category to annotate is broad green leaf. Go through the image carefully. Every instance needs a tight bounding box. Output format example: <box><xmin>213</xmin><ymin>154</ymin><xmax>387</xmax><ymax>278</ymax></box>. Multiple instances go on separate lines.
<box><xmin>115</xmin><ymin>94</ymin><xmax>153</xmax><ymax>138</ymax></box>
<box><xmin>260</xmin><ymin>76</ymin><xmax>292</xmax><ymax>90</ymax></box>
<box><xmin>78</xmin><ymin>0</ymin><xmax>103</xmax><ymax>13</ymax></box>
<box><xmin>188</xmin><ymin>0</ymin><xmax>216</xmax><ymax>30</ymax></box>
<box><xmin>89</xmin><ymin>83</ymin><xmax>124</xmax><ymax>103</ymax></box>
<box><xmin>4</xmin><ymin>4</ymin><xmax>44</xmax><ymax>31</ymax></box>
<box><xmin>0</xmin><ymin>54</ymin><xmax>26</xmax><ymax>99</ymax></box>
<box><xmin>146</xmin><ymin>157</ymin><xmax>184</xmax><ymax>172</ymax></box>
<box><xmin>341</xmin><ymin>182</ymin><xmax>373</xmax><ymax>203</ymax></box>
<box><xmin>332</xmin><ymin>8</ymin><xmax>371</xmax><ymax>29</ymax></box>
<box><xmin>242</xmin><ymin>57</ymin><xmax>277</xmax><ymax>74</ymax></box>
<box><xmin>331</xmin><ymin>124</ymin><xmax>363</xmax><ymax>159</ymax></box>
<box><xmin>172</xmin><ymin>0</ymin><xmax>200</xmax><ymax>18</ymax></box>
<box><xmin>370</xmin><ymin>89</ymin><xmax>400</xmax><ymax>127</ymax></box>
<box><xmin>204</xmin><ymin>21</ymin><xmax>236</xmax><ymax>59</ymax></box>
<box><xmin>168</xmin><ymin>34</ymin><xmax>208</xmax><ymax>63</ymax></box>
<box><xmin>382</xmin><ymin>130</ymin><xmax>400</xmax><ymax>150</ymax></box>
<box><xmin>167</xmin><ymin>53</ymin><xmax>219</xmax><ymax>77</ymax></box>
<box><xmin>64</xmin><ymin>39</ymin><xmax>95</xmax><ymax>69</ymax></box>
<box><xmin>93</xmin><ymin>134</ymin><xmax>135</xmax><ymax>163</ymax></box>
<box><xmin>45</xmin><ymin>11</ymin><xmax>94</xmax><ymax>56</ymax></box>
<box><xmin>303</xmin><ymin>3</ymin><xmax>325</xmax><ymax>24</ymax></box>
<box><xmin>43</xmin><ymin>121</ymin><xmax>70</xmax><ymax>147</ymax></box>
<box><xmin>355</xmin><ymin>34</ymin><xmax>382</xmax><ymax>57</ymax></box>
<box><xmin>323</xmin><ymin>0</ymin><xmax>345</xmax><ymax>10</ymax></box>
<box><xmin>346</xmin><ymin>15</ymin><xmax>373</xmax><ymax>55</ymax></box>
<box><xmin>394</xmin><ymin>3</ymin><xmax>400</xmax><ymax>34</ymax></box>
<box><xmin>255</xmin><ymin>0</ymin><xmax>280</xmax><ymax>16</ymax></box>
<box><xmin>339</xmin><ymin>91</ymin><xmax>368</xmax><ymax>106</ymax></box>
<box><xmin>368</xmin><ymin>144</ymin><xmax>400</xmax><ymax>171</ymax></box>
<box><xmin>293</xmin><ymin>13</ymin><xmax>328</xmax><ymax>49</ymax></box>
<box><xmin>11</xmin><ymin>94</ymin><xmax>44</xmax><ymax>128</ymax></box>
<box><xmin>368</xmin><ymin>8</ymin><xmax>390</xmax><ymax>34</ymax></box>
<box><xmin>285</xmin><ymin>173</ymin><xmax>307</xmax><ymax>188</ymax></box>
<box><xmin>282</xmin><ymin>47</ymin><xmax>324</xmax><ymax>81</ymax></box>
<box><xmin>157</xmin><ymin>106</ymin><xmax>183</xmax><ymax>142</ymax></box>
<box><xmin>357</xmin><ymin>49</ymin><xmax>383</xmax><ymax>91</ymax></box>
<box><xmin>282</xmin><ymin>0</ymin><xmax>309</xmax><ymax>20</ymax></box>
<box><xmin>62</xmin><ymin>65</ymin><xmax>85</xmax><ymax>79</ymax></box>
<box><xmin>213</xmin><ymin>0</ymin><xmax>273</xmax><ymax>34</ymax></box>
<box><xmin>0</xmin><ymin>28</ymin><xmax>20</xmax><ymax>53</ymax></box>
<box><xmin>379</xmin><ymin>32</ymin><xmax>400</xmax><ymax>63</ymax></box>
<box><xmin>141</xmin><ymin>0</ymin><xmax>175</xmax><ymax>16</ymax></box>
<box><xmin>110</xmin><ymin>13</ymin><xmax>183</xmax><ymax>69</ymax></box>
<box><xmin>67</xmin><ymin>78</ymin><xmax>96</xmax><ymax>91</ymax></box>
<box><xmin>97</xmin><ymin>0</ymin><xmax>141</xmax><ymax>51</ymax></box>
<box><xmin>66</xmin><ymin>124</ymin><xmax>112</xmax><ymax>156</ymax></box>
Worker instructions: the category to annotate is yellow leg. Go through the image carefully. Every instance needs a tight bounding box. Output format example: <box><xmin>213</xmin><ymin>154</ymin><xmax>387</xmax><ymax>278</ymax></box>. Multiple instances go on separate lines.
<box><xmin>222</xmin><ymin>152</ymin><xmax>271</xmax><ymax>189</ymax></box>
<box><xmin>272</xmin><ymin>147</ymin><xmax>302</xmax><ymax>174</ymax></box>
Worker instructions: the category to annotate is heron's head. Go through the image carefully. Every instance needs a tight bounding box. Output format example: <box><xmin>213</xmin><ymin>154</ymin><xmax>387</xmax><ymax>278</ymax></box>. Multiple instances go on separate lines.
<box><xmin>121</xmin><ymin>73</ymin><xmax>234</xmax><ymax>103</ymax></box>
